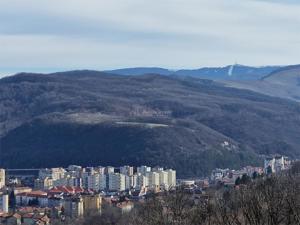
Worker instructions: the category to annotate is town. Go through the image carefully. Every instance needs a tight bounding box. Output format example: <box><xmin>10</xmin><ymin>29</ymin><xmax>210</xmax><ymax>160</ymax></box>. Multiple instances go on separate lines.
<box><xmin>0</xmin><ymin>165</ymin><xmax>176</xmax><ymax>224</ymax></box>
<box><xmin>0</xmin><ymin>155</ymin><xmax>292</xmax><ymax>224</ymax></box>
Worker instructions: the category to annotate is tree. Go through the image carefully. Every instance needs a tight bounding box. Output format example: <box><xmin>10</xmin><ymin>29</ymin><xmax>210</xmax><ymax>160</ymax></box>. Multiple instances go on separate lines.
<box><xmin>267</xmin><ymin>165</ymin><xmax>273</xmax><ymax>175</ymax></box>
<box><xmin>240</xmin><ymin>174</ymin><xmax>251</xmax><ymax>184</ymax></box>
<box><xmin>252</xmin><ymin>171</ymin><xmax>258</xmax><ymax>180</ymax></box>
<box><xmin>235</xmin><ymin>177</ymin><xmax>241</xmax><ymax>186</ymax></box>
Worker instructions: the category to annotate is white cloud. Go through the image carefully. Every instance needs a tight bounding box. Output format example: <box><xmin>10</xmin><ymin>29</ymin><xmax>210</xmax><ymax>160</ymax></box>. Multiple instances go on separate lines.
<box><xmin>0</xmin><ymin>0</ymin><xmax>299</xmax><ymax>75</ymax></box>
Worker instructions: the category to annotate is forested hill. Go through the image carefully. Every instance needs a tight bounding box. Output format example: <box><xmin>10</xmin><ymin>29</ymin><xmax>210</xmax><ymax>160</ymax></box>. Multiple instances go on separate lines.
<box><xmin>1</xmin><ymin>71</ymin><xmax>300</xmax><ymax>177</ymax></box>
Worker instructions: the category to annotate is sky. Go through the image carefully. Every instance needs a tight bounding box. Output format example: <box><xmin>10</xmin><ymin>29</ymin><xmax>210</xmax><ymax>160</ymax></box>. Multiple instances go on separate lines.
<box><xmin>0</xmin><ymin>0</ymin><xmax>300</xmax><ymax>76</ymax></box>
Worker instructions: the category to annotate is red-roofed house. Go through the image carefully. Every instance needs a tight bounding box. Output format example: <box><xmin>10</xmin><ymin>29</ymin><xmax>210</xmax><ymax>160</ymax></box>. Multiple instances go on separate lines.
<box><xmin>48</xmin><ymin>186</ymin><xmax>85</xmax><ymax>195</ymax></box>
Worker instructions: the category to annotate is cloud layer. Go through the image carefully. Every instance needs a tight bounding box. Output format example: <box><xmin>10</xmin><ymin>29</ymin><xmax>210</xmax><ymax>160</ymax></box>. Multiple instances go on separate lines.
<box><xmin>0</xmin><ymin>0</ymin><xmax>299</xmax><ymax>75</ymax></box>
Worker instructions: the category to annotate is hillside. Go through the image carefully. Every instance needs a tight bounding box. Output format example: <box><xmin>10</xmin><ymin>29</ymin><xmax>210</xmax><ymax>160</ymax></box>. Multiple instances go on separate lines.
<box><xmin>224</xmin><ymin>65</ymin><xmax>300</xmax><ymax>102</ymax></box>
<box><xmin>1</xmin><ymin>71</ymin><xmax>300</xmax><ymax>177</ymax></box>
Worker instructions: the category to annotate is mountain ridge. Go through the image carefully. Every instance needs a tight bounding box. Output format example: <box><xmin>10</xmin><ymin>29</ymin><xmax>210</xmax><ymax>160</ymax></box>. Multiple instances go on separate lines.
<box><xmin>105</xmin><ymin>65</ymin><xmax>281</xmax><ymax>80</ymax></box>
<box><xmin>224</xmin><ymin>64</ymin><xmax>300</xmax><ymax>102</ymax></box>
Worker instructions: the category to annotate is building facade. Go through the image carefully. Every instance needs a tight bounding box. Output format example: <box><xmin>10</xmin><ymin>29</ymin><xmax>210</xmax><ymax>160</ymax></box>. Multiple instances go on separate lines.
<box><xmin>0</xmin><ymin>193</ymin><xmax>9</xmax><ymax>213</ymax></box>
<box><xmin>108</xmin><ymin>173</ymin><xmax>125</xmax><ymax>191</ymax></box>
<box><xmin>0</xmin><ymin>169</ymin><xmax>5</xmax><ymax>189</ymax></box>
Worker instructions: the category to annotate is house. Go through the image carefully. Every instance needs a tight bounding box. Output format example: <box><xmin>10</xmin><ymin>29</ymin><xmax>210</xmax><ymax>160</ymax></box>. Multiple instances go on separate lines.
<box><xmin>13</xmin><ymin>187</ymin><xmax>33</xmax><ymax>195</ymax></box>
<box><xmin>48</xmin><ymin>186</ymin><xmax>85</xmax><ymax>196</ymax></box>
<box><xmin>22</xmin><ymin>213</ymin><xmax>50</xmax><ymax>225</ymax></box>
<box><xmin>16</xmin><ymin>191</ymin><xmax>48</xmax><ymax>207</ymax></box>
<box><xmin>0</xmin><ymin>213</ymin><xmax>21</xmax><ymax>225</ymax></box>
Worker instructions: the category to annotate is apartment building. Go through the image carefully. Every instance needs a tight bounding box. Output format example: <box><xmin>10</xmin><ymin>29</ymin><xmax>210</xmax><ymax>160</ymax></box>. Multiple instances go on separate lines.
<box><xmin>108</xmin><ymin>173</ymin><xmax>125</xmax><ymax>191</ymax></box>
<box><xmin>120</xmin><ymin>166</ymin><xmax>134</xmax><ymax>176</ymax></box>
<box><xmin>0</xmin><ymin>169</ymin><xmax>5</xmax><ymax>189</ymax></box>
<box><xmin>0</xmin><ymin>192</ymin><xmax>9</xmax><ymax>213</ymax></box>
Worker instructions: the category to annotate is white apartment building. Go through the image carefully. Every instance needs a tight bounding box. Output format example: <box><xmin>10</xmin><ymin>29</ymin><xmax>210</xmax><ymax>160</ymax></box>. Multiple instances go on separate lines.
<box><xmin>88</xmin><ymin>174</ymin><xmax>100</xmax><ymax>191</ymax></box>
<box><xmin>159</xmin><ymin>171</ymin><xmax>169</xmax><ymax>189</ymax></box>
<box><xmin>152</xmin><ymin>167</ymin><xmax>164</xmax><ymax>172</ymax></box>
<box><xmin>131</xmin><ymin>175</ymin><xmax>138</xmax><ymax>188</ymax></box>
<box><xmin>166</xmin><ymin>169</ymin><xmax>176</xmax><ymax>187</ymax></box>
<box><xmin>108</xmin><ymin>173</ymin><xmax>125</xmax><ymax>191</ymax></box>
<box><xmin>120</xmin><ymin>166</ymin><xmax>134</xmax><ymax>176</ymax></box>
<box><xmin>0</xmin><ymin>169</ymin><xmax>5</xmax><ymax>189</ymax></box>
<box><xmin>67</xmin><ymin>165</ymin><xmax>82</xmax><ymax>177</ymax></box>
<box><xmin>274</xmin><ymin>156</ymin><xmax>285</xmax><ymax>173</ymax></box>
<box><xmin>264</xmin><ymin>156</ymin><xmax>288</xmax><ymax>174</ymax></box>
<box><xmin>87</xmin><ymin>174</ymin><xmax>106</xmax><ymax>191</ymax></box>
<box><xmin>53</xmin><ymin>176</ymin><xmax>81</xmax><ymax>187</ymax></box>
<box><xmin>137</xmin><ymin>173</ymin><xmax>148</xmax><ymax>189</ymax></box>
<box><xmin>85</xmin><ymin>167</ymin><xmax>95</xmax><ymax>175</ymax></box>
<box><xmin>33</xmin><ymin>165</ymin><xmax>176</xmax><ymax>193</ymax></box>
<box><xmin>137</xmin><ymin>166</ymin><xmax>151</xmax><ymax>175</ymax></box>
<box><xmin>82</xmin><ymin>171</ymin><xmax>93</xmax><ymax>188</ymax></box>
<box><xmin>34</xmin><ymin>177</ymin><xmax>53</xmax><ymax>190</ymax></box>
<box><xmin>97</xmin><ymin>166</ymin><xmax>106</xmax><ymax>175</ymax></box>
<box><xmin>39</xmin><ymin>168</ymin><xmax>66</xmax><ymax>180</ymax></box>
<box><xmin>146</xmin><ymin>172</ymin><xmax>160</xmax><ymax>188</ymax></box>
<box><xmin>105</xmin><ymin>166</ymin><xmax>115</xmax><ymax>174</ymax></box>
<box><xmin>0</xmin><ymin>193</ymin><xmax>9</xmax><ymax>213</ymax></box>
<box><xmin>125</xmin><ymin>175</ymin><xmax>131</xmax><ymax>190</ymax></box>
<box><xmin>264</xmin><ymin>157</ymin><xmax>275</xmax><ymax>173</ymax></box>
<box><xmin>99</xmin><ymin>174</ymin><xmax>107</xmax><ymax>190</ymax></box>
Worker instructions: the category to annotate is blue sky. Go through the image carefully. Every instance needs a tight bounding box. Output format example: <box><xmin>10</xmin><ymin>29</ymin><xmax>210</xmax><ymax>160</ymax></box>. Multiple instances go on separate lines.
<box><xmin>0</xmin><ymin>0</ymin><xmax>299</xmax><ymax>76</ymax></box>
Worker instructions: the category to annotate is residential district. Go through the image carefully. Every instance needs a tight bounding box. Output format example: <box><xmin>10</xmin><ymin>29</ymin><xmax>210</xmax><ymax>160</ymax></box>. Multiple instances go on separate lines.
<box><xmin>0</xmin><ymin>155</ymin><xmax>292</xmax><ymax>225</ymax></box>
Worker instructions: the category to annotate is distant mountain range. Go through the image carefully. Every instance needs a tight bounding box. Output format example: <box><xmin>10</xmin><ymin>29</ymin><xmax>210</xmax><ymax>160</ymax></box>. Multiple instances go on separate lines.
<box><xmin>106</xmin><ymin>65</ymin><xmax>281</xmax><ymax>80</ymax></box>
<box><xmin>1</xmin><ymin>65</ymin><xmax>300</xmax><ymax>177</ymax></box>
